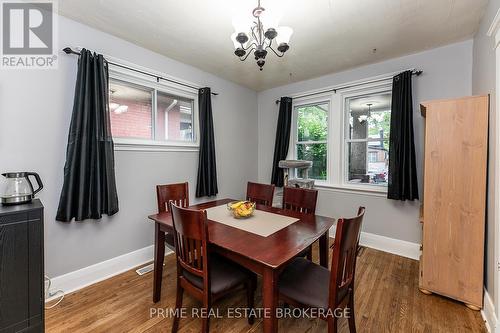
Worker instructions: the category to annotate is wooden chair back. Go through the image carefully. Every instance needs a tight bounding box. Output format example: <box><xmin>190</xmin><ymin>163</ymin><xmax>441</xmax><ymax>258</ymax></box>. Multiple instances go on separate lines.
<box><xmin>246</xmin><ymin>182</ymin><xmax>275</xmax><ymax>207</ymax></box>
<box><xmin>170</xmin><ymin>202</ymin><xmax>209</xmax><ymax>288</ymax></box>
<box><xmin>329</xmin><ymin>207</ymin><xmax>365</xmax><ymax>306</ymax></box>
<box><xmin>282</xmin><ymin>187</ymin><xmax>318</xmax><ymax>215</ymax></box>
<box><xmin>156</xmin><ymin>182</ymin><xmax>189</xmax><ymax>213</ymax></box>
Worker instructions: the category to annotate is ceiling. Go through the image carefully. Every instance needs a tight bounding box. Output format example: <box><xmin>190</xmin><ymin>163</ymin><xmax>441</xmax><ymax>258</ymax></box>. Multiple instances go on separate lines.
<box><xmin>58</xmin><ymin>0</ymin><xmax>488</xmax><ymax>91</ymax></box>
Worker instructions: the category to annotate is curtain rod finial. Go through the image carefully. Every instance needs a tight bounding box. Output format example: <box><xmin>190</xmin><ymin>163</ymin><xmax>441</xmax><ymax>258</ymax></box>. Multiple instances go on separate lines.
<box><xmin>63</xmin><ymin>47</ymin><xmax>80</xmax><ymax>55</ymax></box>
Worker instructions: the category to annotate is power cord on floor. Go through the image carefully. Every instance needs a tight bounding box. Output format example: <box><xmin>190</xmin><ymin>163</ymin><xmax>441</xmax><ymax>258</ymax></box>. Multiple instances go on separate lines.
<box><xmin>44</xmin><ymin>275</ymin><xmax>65</xmax><ymax>309</ymax></box>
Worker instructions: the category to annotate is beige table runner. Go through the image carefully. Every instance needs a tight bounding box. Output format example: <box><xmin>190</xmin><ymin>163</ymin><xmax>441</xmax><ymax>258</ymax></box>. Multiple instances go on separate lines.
<box><xmin>205</xmin><ymin>204</ymin><xmax>299</xmax><ymax>237</ymax></box>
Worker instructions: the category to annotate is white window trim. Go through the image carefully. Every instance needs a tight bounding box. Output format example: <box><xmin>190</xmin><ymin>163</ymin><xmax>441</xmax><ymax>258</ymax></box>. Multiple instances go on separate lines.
<box><xmin>340</xmin><ymin>83</ymin><xmax>392</xmax><ymax>192</ymax></box>
<box><xmin>288</xmin><ymin>76</ymin><xmax>393</xmax><ymax>194</ymax></box>
<box><xmin>109</xmin><ymin>67</ymin><xmax>200</xmax><ymax>152</ymax></box>
<box><xmin>289</xmin><ymin>94</ymin><xmax>332</xmax><ymax>182</ymax></box>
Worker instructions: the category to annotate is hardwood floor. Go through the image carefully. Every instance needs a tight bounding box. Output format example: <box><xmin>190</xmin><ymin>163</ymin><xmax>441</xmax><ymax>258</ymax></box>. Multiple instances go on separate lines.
<box><xmin>45</xmin><ymin>244</ymin><xmax>486</xmax><ymax>332</ymax></box>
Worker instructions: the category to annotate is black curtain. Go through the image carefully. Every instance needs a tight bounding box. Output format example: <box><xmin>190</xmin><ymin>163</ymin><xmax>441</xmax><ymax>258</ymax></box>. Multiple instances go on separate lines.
<box><xmin>56</xmin><ymin>49</ymin><xmax>119</xmax><ymax>221</ymax></box>
<box><xmin>196</xmin><ymin>87</ymin><xmax>218</xmax><ymax>197</ymax></box>
<box><xmin>271</xmin><ymin>97</ymin><xmax>293</xmax><ymax>187</ymax></box>
<box><xmin>387</xmin><ymin>70</ymin><xmax>419</xmax><ymax>201</ymax></box>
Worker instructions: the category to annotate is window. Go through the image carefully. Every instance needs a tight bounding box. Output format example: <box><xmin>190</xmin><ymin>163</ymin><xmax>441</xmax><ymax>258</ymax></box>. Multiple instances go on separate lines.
<box><xmin>294</xmin><ymin>102</ymin><xmax>329</xmax><ymax>180</ymax></box>
<box><xmin>109</xmin><ymin>80</ymin><xmax>154</xmax><ymax>140</ymax></box>
<box><xmin>108</xmin><ymin>71</ymin><xmax>198</xmax><ymax>150</ymax></box>
<box><xmin>156</xmin><ymin>91</ymin><xmax>194</xmax><ymax>142</ymax></box>
<box><xmin>289</xmin><ymin>76</ymin><xmax>392</xmax><ymax>193</ymax></box>
<box><xmin>345</xmin><ymin>91</ymin><xmax>391</xmax><ymax>186</ymax></box>
<box><xmin>368</xmin><ymin>151</ymin><xmax>378</xmax><ymax>163</ymax></box>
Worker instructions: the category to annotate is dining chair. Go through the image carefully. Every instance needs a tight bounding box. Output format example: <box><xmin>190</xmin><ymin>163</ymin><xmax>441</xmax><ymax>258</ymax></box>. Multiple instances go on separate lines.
<box><xmin>282</xmin><ymin>186</ymin><xmax>318</xmax><ymax>214</ymax></box>
<box><xmin>278</xmin><ymin>207</ymin><xmax>366</xmax><ymax>333</ymax></box>
<box><xmin>156</xmin><ymin>182</ymin><xmax>189</xmax><ymax>250</ymax></box>
<box><xmin>246</xmin><ymin>181</ymin><xmax>275</xmax><ymax>207</ymax></box>
<box><xmin>282</xmin><ymin>186</ymin><xmax>319</xmax><ymax>259</ymax></box>
<box><xmin>170</xmin><ymin>203</ymin><xmax>257</xmax><ymax>333</ymax></box>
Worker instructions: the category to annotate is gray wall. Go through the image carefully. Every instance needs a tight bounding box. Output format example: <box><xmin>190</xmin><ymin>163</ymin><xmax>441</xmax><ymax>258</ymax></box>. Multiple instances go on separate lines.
<box><xmin>0</xmin><ymin>13</ymin><xmax>483</xmax><ymax>283</ymax></box>
<box><xmin>258</xmin><ymin>40</ymin><xmax>473</xmax><ymax>244</ymax></box>
<box><xmin>472</xmin><ymin>0</ymin><xmax>500</xmax><ymax>315</ymax></box>
<box><xmin>0</xmin><ymin>16</ymin><xmax>258</xmax><ymax>277</ymax></box>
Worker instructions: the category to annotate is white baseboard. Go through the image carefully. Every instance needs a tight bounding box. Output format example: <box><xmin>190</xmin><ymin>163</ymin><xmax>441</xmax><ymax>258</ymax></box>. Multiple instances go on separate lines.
<box><xmin>482</xmin><ymin>288</ymin><xmax>498</xmax><ymax>333</ymax></box>
<box><xmin>330</xmin><ymin>228</ymin><xmax>420</xmax><ymax>260</ymax></box>
<box><xmin>46</xmin><ymin>245</ymin><xmax>173</xmax><ymax>302</ymax></box>
<box><xmin>46</xmin><ymin>230</ymin><xmax>419</xmax><ymax>302</ymax></box>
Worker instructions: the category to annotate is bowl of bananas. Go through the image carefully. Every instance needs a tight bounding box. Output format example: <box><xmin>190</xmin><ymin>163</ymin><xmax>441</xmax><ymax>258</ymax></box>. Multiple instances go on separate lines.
<box><xmin>227</xmin><ymin>201</ymin><xmax>256</xmax><ymax>219</ymax></box>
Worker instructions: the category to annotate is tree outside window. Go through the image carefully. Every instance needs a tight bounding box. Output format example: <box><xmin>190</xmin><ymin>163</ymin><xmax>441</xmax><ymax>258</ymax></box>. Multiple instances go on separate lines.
<box><xmin>295</xmin><ymin>103</ymin><xmax>328</xmax><ymax>180</ymax></box>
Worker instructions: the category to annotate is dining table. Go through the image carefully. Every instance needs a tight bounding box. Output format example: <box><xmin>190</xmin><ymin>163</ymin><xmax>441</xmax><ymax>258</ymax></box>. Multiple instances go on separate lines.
<box><xmin>148</xmin><ymin>198</ymin><xmax>336</xmax><ymax>333</ymax></box>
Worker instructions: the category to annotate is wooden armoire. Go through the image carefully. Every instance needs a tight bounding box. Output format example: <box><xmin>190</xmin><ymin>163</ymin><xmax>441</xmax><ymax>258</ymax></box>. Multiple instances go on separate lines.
<box><xmin>419</xmin><ymin>95</ymin><xmax>488</xmax><ymax>310</ymax></box>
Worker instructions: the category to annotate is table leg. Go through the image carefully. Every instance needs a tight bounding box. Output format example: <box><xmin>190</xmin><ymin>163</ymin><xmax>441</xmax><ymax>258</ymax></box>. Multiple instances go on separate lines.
<box><xmin>153</xmin><ymin>223</ymin><xmax>165</xmax><ymax>303</ymax></box>
<box><xmin>319</xmin><ymin>231</ymin><xmax>329</xmax><ymax>268</ymax></box>
<box><xmin>262</xmin><ymin>268</ymin><xmax>278</xmax><ymax>333</ymax></box>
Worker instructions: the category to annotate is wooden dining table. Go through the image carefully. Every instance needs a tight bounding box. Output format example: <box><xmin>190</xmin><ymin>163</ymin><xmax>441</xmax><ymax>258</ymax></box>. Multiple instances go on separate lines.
<box><xmin>148</xmin><ymin>198</ymin><xmax>336</xmax><ymax>333</ymax></box>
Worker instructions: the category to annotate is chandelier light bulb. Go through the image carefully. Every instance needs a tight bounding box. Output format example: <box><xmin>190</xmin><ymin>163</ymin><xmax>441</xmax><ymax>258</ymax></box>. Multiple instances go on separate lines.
<box><xmin>231</xmin><ymin>33</ymin><xmax>247</xmax><ymax>57</ymax></box>
<box><xmin>109</xmin><ymin>102</ymin><xmax>119</xmax><ymax>111</ymax></box>
<box><xmin>114</xmin><ymin>105</ymin><xmax>129</xmax><ymax>114</ymax></box>
<box><xmin>230</xmin><ymin>32</ymin><xmax>247</xmax><ymax>49</ymax></box>
<box><xmin>232</xmin><ymin>14</ymin><xmax>252</xmax><ymax>34</ymax></box>
<box><xmin>260</xmin><ymin>8</ymin><xmax>282</xmax><ymax>31</ymax></box>
<box><xmin>276</xmin><ymin>26</ymin><xmax>293</xmax><ymax>45</ymax></box>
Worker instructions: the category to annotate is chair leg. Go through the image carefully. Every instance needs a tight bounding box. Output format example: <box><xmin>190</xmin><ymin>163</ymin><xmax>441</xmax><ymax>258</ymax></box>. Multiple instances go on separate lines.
<box><xmin>327</xmin><ymin>317</ymin><xmax>337</xmax><ymax>333</ymax></box>
<box><xmin>201</xmin><ymin>313</ymin><xmax>210</xmax><ymax>333</ymax></box>
<box><xmin>202</xmin><ymin>297</ymin><xmax>211</xmax><ymax>333</ymax></box>
<box><xmin>201</xmin><ymin>317</ymin><xmax>210</xmax><ymax>333</ymax></box>
<box><xmin>348</xmin><ymin>294</ymin><xmax>357</xmax><ymax>333</ymax></box>
<box><xmin>172</xmin><ymin>284</ymin><xmax>183</xmax><ymax>333</ymax></box>
<box><xmin>246</xmin><ymin>275</ymin><xmax>257</xmax><ymax>325</ymax></box>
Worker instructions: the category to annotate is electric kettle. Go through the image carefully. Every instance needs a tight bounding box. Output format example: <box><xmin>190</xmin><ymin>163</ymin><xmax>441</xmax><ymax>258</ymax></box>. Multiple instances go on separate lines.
<box><xmin>0</xmin><ymin>172</ymin><xmax>43</xmax><ymax>205</ymax></box>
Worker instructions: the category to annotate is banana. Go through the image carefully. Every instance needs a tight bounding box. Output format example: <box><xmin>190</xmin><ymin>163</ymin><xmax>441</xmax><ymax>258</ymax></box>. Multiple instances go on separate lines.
<box><xmin>238</xmin><ymin>204</ymin><xmax>253</xmax><ymax>217</ymax></box>
<box><xmin>228</xmin><ymin>200</ymin><xmax>255</xmax><ymax>218</ymax></box>
<box><xmin>230</xmin><ymin>201</ymin><xmax>245</xmax><ymax>209</ymax></box>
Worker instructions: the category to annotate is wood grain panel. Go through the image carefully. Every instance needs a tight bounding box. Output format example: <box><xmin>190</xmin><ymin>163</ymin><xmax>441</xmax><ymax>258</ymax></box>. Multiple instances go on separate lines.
<box><xmin>421</xmin><ymin>95</ymin><xmax>488</xmax><ymax>308</ymax></box>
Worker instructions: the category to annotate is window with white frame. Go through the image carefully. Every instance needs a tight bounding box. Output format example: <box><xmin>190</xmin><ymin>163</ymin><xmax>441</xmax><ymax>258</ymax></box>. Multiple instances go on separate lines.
<box><xmin>108</xmin><ymin>71</ymin><xmax>198</xmax><ymax>150</ymax></box>
<box><xmin>294</xmin><ymin>102</ymin><xmax>329</xmax><ymax>180</ymax></box>
<box><xmin>344</xmin><ymin>91</ymin><xmax>391</xmax><ymax>186</ymax></box>
<box><xmin>290</xmin><ymin>78</ymin><xmax>392</xmax><ymax>192</ymax></box>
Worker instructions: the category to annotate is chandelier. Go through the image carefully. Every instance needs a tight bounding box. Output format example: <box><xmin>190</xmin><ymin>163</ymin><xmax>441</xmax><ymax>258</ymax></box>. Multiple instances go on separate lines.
<box><xmin>359</xmin><ymin>103</ymin><xmax>372</xmax><ymax>123</ymax></box>
<box><xmin>231</xmin><ymin>0</ymin><xmax>293</xmax><ymax>71</ymax></box>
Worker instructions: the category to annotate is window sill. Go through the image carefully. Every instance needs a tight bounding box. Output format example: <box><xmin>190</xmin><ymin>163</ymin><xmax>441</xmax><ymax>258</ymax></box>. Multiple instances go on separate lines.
<box><xmin>314</xmin><ymin>183</ymin><xmax>388</xmax><ymax>197</ymax></box>
<box><xmin>113</xmin><ymin>139</ymin><xmax>199</xmax><ymax>152</ymax></box>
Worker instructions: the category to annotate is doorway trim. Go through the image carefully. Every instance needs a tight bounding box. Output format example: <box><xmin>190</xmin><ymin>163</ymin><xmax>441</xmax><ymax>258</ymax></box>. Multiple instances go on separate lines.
<box><xmin>487</xmin><ymin>8</ymin><xmax>500</xmax><ymax>333</ymax></box>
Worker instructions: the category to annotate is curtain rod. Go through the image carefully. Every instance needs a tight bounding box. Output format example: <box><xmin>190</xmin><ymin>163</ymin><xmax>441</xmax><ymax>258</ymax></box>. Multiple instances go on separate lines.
<box><xmin>62</xmin><ymin>47</ymin><xmax>219</xmax><ymax>96</ymax></box>
<box><xmin>275</xmin><ymin>69</ymin><xmax>423</xmax><ymax>104</ymax></box>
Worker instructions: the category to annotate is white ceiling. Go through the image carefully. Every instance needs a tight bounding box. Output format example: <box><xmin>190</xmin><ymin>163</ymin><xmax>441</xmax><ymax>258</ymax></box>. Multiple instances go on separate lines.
<box><xmin>58</xmin><ymin>0</ymin><xmax>488</xmax><ymax>91</ymax></box>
